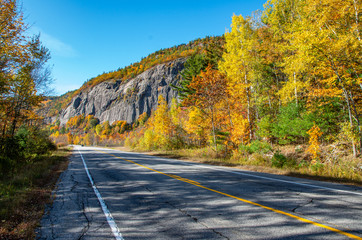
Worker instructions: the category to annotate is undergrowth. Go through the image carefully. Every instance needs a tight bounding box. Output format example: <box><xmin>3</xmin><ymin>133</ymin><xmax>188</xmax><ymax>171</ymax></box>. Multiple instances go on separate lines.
<box><xmin>0</xmin><ymin>147</ymin><xmax>71</xmax><ymax>239</ymax></box>
<box><xmin>145</xmin><ymin>143</ymin><xmax>362</xmax><ymax>185</ymax></box>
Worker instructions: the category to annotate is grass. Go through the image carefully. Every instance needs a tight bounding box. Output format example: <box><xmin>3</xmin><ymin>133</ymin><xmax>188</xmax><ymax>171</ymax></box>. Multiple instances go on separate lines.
<box><xmin>0</xmin><ymin>147</ymin><xmax>71</xmax><ymax>239</ymax></box>
<box><xmin>143</xmin><ymin>145</ymin><xmax>362</xmax><ymax>186</ymax></box>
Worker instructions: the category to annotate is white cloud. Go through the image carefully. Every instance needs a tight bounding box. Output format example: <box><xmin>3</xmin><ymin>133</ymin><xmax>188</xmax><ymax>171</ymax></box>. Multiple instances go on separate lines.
<box><xmin>29</xmin><ymin>27</ymin><xmax>77</xmax><ymax>57</ymax></box>
<box><xmin>41</xmin><ymin>33</ymin><xmax>77</xmax><ymax>57</ymax></box>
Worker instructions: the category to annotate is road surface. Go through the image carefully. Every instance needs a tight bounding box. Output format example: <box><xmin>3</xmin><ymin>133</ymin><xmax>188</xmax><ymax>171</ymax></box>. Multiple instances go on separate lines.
<box><xmin>37</xmin><ymin>146</ymin><xmax>362</xmax><ymax>239</ymax></box>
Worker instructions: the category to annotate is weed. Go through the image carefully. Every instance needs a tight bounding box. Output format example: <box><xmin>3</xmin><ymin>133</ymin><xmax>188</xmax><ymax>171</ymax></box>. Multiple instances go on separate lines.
<box><xmin>271</xmin><ymin>151</ymin><xmax>287</xmax><ymax>168</ymax></box>
<box><xmin>0</xmin><ymin>147</ymin><xmax>70</xmax><ymax>239</ymax></box>
<box><xmin>310</xmin><ymin>160</ymin><xmax>324</xmax><ymax>173</ymax></box>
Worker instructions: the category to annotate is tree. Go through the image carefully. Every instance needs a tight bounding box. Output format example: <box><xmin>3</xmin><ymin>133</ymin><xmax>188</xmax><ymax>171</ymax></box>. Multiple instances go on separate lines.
<box><xmin>185</xmin><ymin>106</ymin><xmax>209</xmax><ymax>146</ymax></box>
<box><xmin>280</xmin><ymin>0</ymin><xmax>362</xmax><ymax>156</ymax></box>
<box><xmin>204</xmin><ymin>36</ymin><xmax>225</xmax><ymax>69</ymax></box>
<box><xmin>185</xmin><ymin>65</ymin><xmax>228</xmax><ymax>152</ymax></box>
<box><xmin>220</xmin><ymin>14</ymin><xmax>257</xmax><ymax>141</ymax></box>
<box><xmin>173</xmin><ymin>53</ymin><xmax>207</xmax><ymax>100</ymax></box>
<box><xmin>153</xmin><ymin>95</ymin><xmax>172</xmax><ymax>148</ymax></box>
<box><xmin>0</xmin><ymin>1</ymin><xmax>52</xmax><ymax>138</ymax></box>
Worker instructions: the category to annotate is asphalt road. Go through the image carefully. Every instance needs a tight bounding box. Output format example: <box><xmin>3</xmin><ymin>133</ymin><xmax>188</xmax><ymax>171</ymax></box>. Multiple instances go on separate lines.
<box><xmin>37</xmin><ymin>146</ymin><xmax>362</xmax><ymax>239</ymax></box>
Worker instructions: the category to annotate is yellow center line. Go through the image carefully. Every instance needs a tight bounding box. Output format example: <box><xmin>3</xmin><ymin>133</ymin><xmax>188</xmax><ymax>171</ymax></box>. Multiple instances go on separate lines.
<box><xmin>99</xmin><ymin>150</ymin><xmax>361</xmax><ymax>240</ymax></box>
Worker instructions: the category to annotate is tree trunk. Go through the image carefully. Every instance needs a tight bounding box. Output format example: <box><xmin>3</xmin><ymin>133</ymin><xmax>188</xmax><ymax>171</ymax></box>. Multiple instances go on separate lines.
<box><xmin>329</xmin><ymin>58</ymin><xmax>358</xmax><ymax>157</ymax></box>
<box><xmin>211</xmin><ymin>107</ymin><xmax>217</xmax><ymax>155</ymax></box>
<box><xmin>342</xmin><ymin>88</ymin><xmax>357</xmax><ymax>157</ymax></box>
<box><xmin>349</xmin><ymin>90</ymin><xmax>362</xmax><ymax>155</ymax></box>
<box><xmin>245</xmin><ymin>74</ymin><xmax>252</xmax><ymax>141</ymax></box>
<box><xmin>294</xmin><ymin>72</ymin><xmax>298</xmax><ymax>107</ymax></box>
<box><xmin>268</xmin><ymin>92</ymin><xmax>272</xmax><ymax>111</ymax></box>
<box><xmin>353</xmin><ymin>0</ymin><xmax>361</xmax><ymax>41</ymax></box>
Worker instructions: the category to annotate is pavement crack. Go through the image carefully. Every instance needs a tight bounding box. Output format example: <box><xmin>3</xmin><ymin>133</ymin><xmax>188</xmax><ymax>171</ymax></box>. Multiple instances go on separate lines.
<box><xmin>291</xmin><ymin>198</ymin><xmax>314</xmax><ymax>213</ymax></box>
<box><xmin>78</xmin><ymin>197</ymin><xmax>91</xmax><ymax>240</ymax></box>
<box><xmin>165</xmin><ymin>201</ymin><xmax>229</xmax><ymax>239</ymax></box>
<box><xmin>70</xmin><ymin>174</ymin><xmax>79</xmax><ymax>192</ymax></box>
<box><xmin>145</xmin><ymin>186</ymin><xmax>153</xmax><ymax>193</ymax></box>
<box><xmin>210</xmin><ymin>228</ymin><xmax>230</xmax><ymax>240</ymax></box>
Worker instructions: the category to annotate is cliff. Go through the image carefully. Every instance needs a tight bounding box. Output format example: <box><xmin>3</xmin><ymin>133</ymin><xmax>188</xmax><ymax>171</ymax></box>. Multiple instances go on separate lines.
<box><xmin>58</xmin><ymin>58</ymin><xmax>186</xmax><ymax>125</ymax></box>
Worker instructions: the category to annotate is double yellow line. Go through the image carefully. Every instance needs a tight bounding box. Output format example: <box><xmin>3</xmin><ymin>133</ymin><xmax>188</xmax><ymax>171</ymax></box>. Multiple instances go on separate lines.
<box><xmin>100</xmin><ymin>151</ymin><xmax>361</xmax><ymax>240</ymax></box>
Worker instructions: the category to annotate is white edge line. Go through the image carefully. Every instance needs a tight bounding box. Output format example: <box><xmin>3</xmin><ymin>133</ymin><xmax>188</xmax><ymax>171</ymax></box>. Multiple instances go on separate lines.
<box><xmin>77</xmin><ymin>148</ymin><xmax>124</xmax><ymax>240</ymax></box>
<box><xmin>184</xmin><ymin>163</ymin><xmax>362</xmax><ymax>196</ymax></box>
<box><xmin>101</xmin><ymin>147</ymin><xmax>362</xmax><ymax>197</ymax></box>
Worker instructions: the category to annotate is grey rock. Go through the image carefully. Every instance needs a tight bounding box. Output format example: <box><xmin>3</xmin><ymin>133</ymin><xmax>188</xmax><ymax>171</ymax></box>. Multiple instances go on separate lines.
<box><xmin>58</xmin><ymin>58</ymin><xmax>186</xmax><ymax>125</ymax></box>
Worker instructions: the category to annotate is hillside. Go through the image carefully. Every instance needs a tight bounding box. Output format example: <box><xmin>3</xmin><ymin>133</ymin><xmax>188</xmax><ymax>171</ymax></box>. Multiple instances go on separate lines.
<box><xmin>59</xmin><ymin>58</ymin><xmax>186</xmax><ymax>125</ymax></box>
<box><xmin>42</xmin><ymin>36</ymin><xmax>224</xmax><ymax>121</ymax></box>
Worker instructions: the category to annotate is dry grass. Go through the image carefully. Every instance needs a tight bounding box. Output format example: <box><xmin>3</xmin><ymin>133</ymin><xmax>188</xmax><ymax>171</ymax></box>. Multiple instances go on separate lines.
<box><xmin>145</xmin><ymin>145</ymin><xmax>362</xmax><ymax>186</ymax></box>
<box><xmin>0</xmin><ymin>147</ymin><xmax>71</xmax><ymax>239</ymax></box>
<box><xmin>106</xmin><ymin>143</ymin><xmax>361</xmax><ymax>186</ymax></box>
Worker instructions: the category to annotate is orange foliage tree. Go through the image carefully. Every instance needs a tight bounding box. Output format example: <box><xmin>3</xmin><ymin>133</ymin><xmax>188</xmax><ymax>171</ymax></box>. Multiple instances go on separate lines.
<box><xmin>184</xmin><ymin>65</ymin><xmax>228</xmax><ymax>152</ymax></box>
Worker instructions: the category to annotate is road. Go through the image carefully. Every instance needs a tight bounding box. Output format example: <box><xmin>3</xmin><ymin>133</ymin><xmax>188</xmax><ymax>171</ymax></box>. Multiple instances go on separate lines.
<box><xmin>37</xmin><ymin>146</ymin><xmax>362</xmax><ymax>239</ymax></box>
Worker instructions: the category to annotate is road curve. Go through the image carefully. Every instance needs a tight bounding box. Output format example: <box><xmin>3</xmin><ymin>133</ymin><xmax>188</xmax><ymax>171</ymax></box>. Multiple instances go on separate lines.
<box><xmin>37</xmin><ymin>146</ymin><xmax>362</xmax><ymax>239</ymax></box>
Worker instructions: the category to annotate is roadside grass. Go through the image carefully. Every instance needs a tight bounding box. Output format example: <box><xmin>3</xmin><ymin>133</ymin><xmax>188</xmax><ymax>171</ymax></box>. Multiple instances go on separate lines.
<box><xmin>143</xmin><ymin>145</ymin><xmax>362</xmax><ymax>186</ymax></box>
<box><xmin>0</xmin><ymin>147</ymin><xmax>71</xmax><ymax>239</ymax></box>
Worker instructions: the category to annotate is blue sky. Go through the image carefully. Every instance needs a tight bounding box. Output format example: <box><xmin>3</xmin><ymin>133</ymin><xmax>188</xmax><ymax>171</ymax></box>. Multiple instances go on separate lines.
<box><xmin>23</xmin><ymin>0</ymin><xmax>266</xmax><ymax>96</ymax></box>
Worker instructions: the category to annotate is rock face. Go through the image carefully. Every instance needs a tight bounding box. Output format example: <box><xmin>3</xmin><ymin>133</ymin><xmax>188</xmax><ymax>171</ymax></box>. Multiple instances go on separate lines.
<box><xmin>59</xmin><ymin>58</ymin><xmax>186</xmax><ymax>125</ymax></box>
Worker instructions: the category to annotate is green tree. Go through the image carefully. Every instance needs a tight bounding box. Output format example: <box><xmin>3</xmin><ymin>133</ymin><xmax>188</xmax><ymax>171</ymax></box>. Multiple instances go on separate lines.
<box><xmin>173</xmin><ymin>53</ymin><xmax>207</xmax><ymax>100</ymax></box>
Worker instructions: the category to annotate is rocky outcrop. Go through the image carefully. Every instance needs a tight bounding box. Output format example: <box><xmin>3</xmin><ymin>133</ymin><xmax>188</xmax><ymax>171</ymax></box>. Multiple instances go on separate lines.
<box><xmin>58</xmin><ymin>58</ymin><xmax>186</xmax><ymax>125</ymax></box>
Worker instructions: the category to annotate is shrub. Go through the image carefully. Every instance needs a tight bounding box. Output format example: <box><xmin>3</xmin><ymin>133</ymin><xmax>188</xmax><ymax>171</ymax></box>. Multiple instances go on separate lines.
<box><xmin>310</xmin><ymin>160</ymin><xmax>324</xmax><ymax>173</ymax></box>
<box><xmin>16</xmin><ymin>126</ymin><xmax>57</xmax><ymax>158</ymax></box>
<box><xmin>239</xmin><ymin>140</ymin><xmax>272</xmax><ymax>154</ymax></box>
<box><xmin>0</xmin><ymin>126</ymin><xmax>56</xmax><ymax>176</ymax></box>
<box><xmin>271</xmin><ymin>151</ymin><xmax>287</xmax><ymax>168</ymax></box>
<box><xmin>256</xmin><ymin>115</ymin><xmax>273</xmax><ymax>139</ymax></box>
<box><xmin>271</xmin><ymin>103</ymin><xmax>313</xmax><ymax>144</ymax></box>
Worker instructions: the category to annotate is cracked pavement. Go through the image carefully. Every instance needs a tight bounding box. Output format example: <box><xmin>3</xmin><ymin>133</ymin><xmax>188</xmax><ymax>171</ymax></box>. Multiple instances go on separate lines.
<box><xmin>37</xmin><ymin>146</ymin><xmax>362</xmax><ymax>239</ymax></box>
<box><xmin>36</xmin><ymin>151</ymin><xmax>114</xmax><ymax>239</ymax></box>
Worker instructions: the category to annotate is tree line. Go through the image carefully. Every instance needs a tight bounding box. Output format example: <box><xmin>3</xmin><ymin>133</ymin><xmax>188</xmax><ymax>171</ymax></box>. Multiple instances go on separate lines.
<box><xmin>0</xmin><ymin>0</ymin><xmax>55</xmax><ymax>174</ymax></box>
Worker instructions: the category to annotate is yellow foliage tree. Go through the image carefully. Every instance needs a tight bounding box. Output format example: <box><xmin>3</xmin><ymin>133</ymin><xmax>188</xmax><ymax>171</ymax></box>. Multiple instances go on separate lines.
<box><xmin>229</xmin><ymin>112</ymin><xmax>250</xmax><ymax>146</ymax></box>
<box><xmin>153</xmin><ymin>95</ymin><xmax>172</xmax><ymax>148</ymax></box>
<box><xmin>307</xmin><ymin>124</ymin><xmax>323</xmax><ymax>160</ymax></box>
<box><xmin>185</xmin><ymin>106</ymin><xmax>209</xmax><ymax>146</ymax></box>
<box><xmin>219</xmin><ymin>15</ymin><xmax>256</xmax><ymax>141</ymax></box>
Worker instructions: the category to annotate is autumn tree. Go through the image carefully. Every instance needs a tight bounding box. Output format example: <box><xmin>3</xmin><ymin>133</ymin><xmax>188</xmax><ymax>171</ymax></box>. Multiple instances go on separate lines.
<box><xmin>263</xmin><ymin>0</ymin><xmax>307</xmax><ymax>107</ymax></box>
<box><xmin>153</xmin><ymin>95</ymin><xmax>172</xmax><ymax>148</ymax></box>
<box><xmin>185</xmin><ymin>106</ymin><xmax>209</xmax><ymax>146</ymax></box>
<box><xmin>185</xmin><ymin>65</ymin><xmax>228</xmax><ymax>152</ymax></box>
<box><xmin>219</xmin><ymin>15</ymin><xmax>256</xmax><ymax>141</ymax></box>
<box><xmin>0</xmin><ymin>1</ymin><xmax>52</xmax><ymax>139</ymax></box>
<box><xmin>293</xmin><ymin>0</ymin><xmax>362</xmax><ymax>156</ymax></box>
<box><xmin>263</xmin><ymin>0</ymin><xmax>362</xmax><ymax>155</ymax></box>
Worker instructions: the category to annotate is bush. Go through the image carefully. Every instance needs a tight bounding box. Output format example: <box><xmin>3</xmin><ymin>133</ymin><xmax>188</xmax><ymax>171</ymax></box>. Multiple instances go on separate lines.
<box><xmin>271</xmin><ymin>151</ymin><xmax>287</xmax><ymax>168</ymax></box>
<box><xmin>16</xmin><ymin>126</ymin><xmax>57</xmax><ymax>158</ymax></box>
<box><xmin>271</xmin><ymin>103</ymin><xmax>313</xmax><ymax>144</ymax></box>
<box><xmin>239</xmin><ymin>140</ymin><xmax>272</xmax><ymax>154</ymax></box>
<box><xmin>0</xmin><ymin>126</ymin><xmax>56</xmax><ymax>176</ymax></box>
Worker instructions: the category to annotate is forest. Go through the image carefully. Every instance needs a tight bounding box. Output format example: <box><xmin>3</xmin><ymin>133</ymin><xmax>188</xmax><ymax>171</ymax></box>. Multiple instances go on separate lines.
<box><xmin>49</xmin><ymin>0</ymin><xmax>362</xmax><ymax>182</ymax></box>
